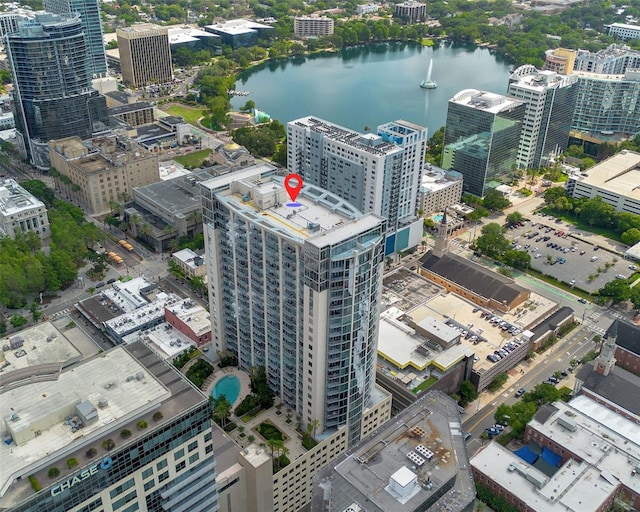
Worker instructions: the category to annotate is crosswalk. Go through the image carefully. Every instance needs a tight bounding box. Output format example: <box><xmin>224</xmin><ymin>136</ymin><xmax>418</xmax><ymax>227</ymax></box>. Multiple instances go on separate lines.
<box><xmin>49</xmin><ymin>308</ymin><xmax>71</xmax><ymax>320</ymax></box>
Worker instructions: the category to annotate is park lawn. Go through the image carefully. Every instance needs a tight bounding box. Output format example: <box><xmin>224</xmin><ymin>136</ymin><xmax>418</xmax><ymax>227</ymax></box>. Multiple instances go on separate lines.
<box><xmin>421</xmin><ymin>38</ymin><xmax>435</xmax><ymax>46</ymax></box>
<box><xmin>163</xmin><ymin>104</ymin><xmax>207</xmax><ymax>126</ymax></box>
<box><xmin>174</xmin><ymin>149</ymin><xmax>212</xmax><ymax>169</ymax></box>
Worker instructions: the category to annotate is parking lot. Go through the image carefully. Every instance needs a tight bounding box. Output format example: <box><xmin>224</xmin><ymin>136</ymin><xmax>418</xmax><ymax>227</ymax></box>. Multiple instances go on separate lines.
<box><xmin>505</xmin><ymin>216</ymin><xmax>636</xmax><ymax>295</ymax></box>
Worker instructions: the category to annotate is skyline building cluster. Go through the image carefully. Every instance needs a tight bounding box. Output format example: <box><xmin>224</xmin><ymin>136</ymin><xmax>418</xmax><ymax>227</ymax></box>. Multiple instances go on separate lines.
<box><xmin>1</xmin><ymin>5</ymin><xmax>640</xmax><ymax>510</ymax></box>
<box><xmin>6</xmin><ymin>13</ymin><xmax>109</xmax><ymax>169</ymax></box>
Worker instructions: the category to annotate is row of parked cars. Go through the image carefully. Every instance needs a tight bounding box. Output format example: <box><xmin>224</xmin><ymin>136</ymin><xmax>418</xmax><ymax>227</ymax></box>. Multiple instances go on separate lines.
<box><xmin>486</xmin><ymin>339</ymin><xmax>524</xmax><ymax>363</ymax></box>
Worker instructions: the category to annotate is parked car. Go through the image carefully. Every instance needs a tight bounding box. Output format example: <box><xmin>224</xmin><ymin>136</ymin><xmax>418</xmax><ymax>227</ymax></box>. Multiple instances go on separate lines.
<box><xmin>578</xmin><ymin>298</ymin><xmax>587</xmax><ymax>304</ymax></box>
<box><xmin>485</xmin><ymin>427</ymin><xmax>500</xmax><ymax>437</ymax></box>
<box><xmin>515</xmin><ymin>388</ymin><xmax>526</xmax><ymax>398</ymax></box>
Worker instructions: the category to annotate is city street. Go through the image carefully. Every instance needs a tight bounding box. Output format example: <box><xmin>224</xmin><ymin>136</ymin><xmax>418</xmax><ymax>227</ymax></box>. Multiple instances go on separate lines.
<box><xmin>462</xmin><ymin>322</ymin><xmax>597</xmax><ymax>449</ymax></box>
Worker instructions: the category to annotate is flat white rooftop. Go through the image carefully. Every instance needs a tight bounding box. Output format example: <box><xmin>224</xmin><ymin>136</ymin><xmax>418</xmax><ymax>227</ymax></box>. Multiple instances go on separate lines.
<box><xmin>471</xmin><ymin>443</ymin><xmax>615</xmax><ymax>512</ymax></box>
<box><xmin>0</xmin><ymin>178</ymin><xmax>45</xmax><ymax>216</ymax></box>
<box><xmin>0</xmin><ymin>347</ymin><xmax>170</xmax><ymax>498</ymax></box>
<box><xmin>101</xmin><ymin>277</ymin><xmax>154</xmax><ymax>313</ymax></box>
<box><xmin>450</xmin><ymin>89</ymin><xmax>524</xmax><ymax>114</ymax></box>
<box><xmin>105</xmin><ymin>292</ymin><xmax>181</xmax><ymax>335</ymax></box>
<box><xmin>0</xmin><ymin>322</ymin><xmax>81</xmax><ymax>375</ymax></box>
<box><xmin>576</xmin><ymin>150</ymin><xmax>640</xmax><ymax>199</ymax></box>
<box><xmin>219</xmin><ymin>175</ymin><xmax>384</xmax><ymax>248</ymax></box>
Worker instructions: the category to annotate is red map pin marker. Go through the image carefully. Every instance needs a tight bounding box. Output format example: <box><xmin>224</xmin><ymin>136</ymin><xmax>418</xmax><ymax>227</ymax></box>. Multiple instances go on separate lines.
<box><xmin>284</xmin><ymin>173</ymin><xmax>303</xmax><ymax>207</ymax></box>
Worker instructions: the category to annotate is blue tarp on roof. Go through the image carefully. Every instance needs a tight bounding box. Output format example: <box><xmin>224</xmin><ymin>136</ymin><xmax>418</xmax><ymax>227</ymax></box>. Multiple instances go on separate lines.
<box><xmin>541</xmin><ymin>447</ymin><xmax>562</xmax><ymax>467</ymax></box>
<box><xmin>515</xmin><ymin>445</ymin><xmax>539</xmax><ymax>465</ymax></box>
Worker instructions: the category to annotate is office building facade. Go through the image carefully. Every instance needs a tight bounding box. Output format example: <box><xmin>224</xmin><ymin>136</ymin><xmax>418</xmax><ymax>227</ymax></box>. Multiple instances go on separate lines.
<box><xmin>571</xmin><ymin>69</ymin><xmax>640</xmax><ymax>139</ymax></box>
<box><xmin>117</xmin><ymin>24</ymin><xmax>173</xmax><ymax>88</ymax></box>
<box><xmin>608</xmin><ymin>22</ymin><xmax>640</xmax><ymax>41</ymax></box>
<box><xmin>393</xmin><ymin>0</ymin><xmax>426</xmax><ymax>22</ymax></box>
<box><xmin>0</xmin><ymin>342</ymin><xmax>219</xmax><ymax>512</ymax></box>
<box><xmin>49</xmin><ymin>135</ymin><xmax>159</xmax><ymax>215</ymax></box>
<box><xmin>442</xmin><ymin>90</ymin><xmax>525</xmax><ymax>196</ymax></box>
<box><xmin>44</xmin><ymin>0</ymin><xmax>108</xmax><ymax>77</ymax></box>
<box><xmin>202</xmin><ymin>173</ymin><xmax>386</xmax><ymax>446</ymax></box>
<box><xmin>287</xmin><ymin>117</ymin><xmax>426</xmax><ymax>254</ymax></box>
<box><xmin>6</xmin><ymin>14</ymin><xmax>109</xmax><ymax>169</ymax></box>
<box><xmin>508</xmin><ymin>66</ymin><xmax>578</xmax><ymax>169</ymax></box>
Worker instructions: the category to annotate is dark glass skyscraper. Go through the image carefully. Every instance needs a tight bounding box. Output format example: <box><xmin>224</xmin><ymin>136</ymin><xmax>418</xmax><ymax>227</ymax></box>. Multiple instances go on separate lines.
<box><xmin>44</xmin><ymin>0</ymin><xmax>108</xmax><ymax>78</ymax></box>
<box><xmin>442</xmin><ymin>90</ymin><xmax>525</xmax><ymax>197</ymax></box>
<box><xmin>6</xmin><ymin>14</ymin><xmax>109</xmax><ymax>169</ymax></box>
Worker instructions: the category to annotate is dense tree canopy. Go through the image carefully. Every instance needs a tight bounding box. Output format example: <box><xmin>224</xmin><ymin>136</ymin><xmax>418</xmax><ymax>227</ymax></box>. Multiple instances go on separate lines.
<box><xmin>0</xmin><ymin>182</ymin><xmax>103</xmax><ymax>309</ymax></box>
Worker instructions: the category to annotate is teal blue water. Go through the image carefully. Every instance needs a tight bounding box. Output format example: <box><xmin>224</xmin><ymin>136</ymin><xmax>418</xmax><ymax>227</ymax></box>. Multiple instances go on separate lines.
<box><xmin>212</xmin><ymin>375</ymin><xmax>241</xmax><ymax>404</ymax></box>
<box><xmin>433</xmin><ymin>214</ymin><xmax>444</xmax><ymax>222</ymax></box>
<box><xmin>232</xmin><ymin>42</ymin><xmax>512</xmax><ymax>136</ymax></box>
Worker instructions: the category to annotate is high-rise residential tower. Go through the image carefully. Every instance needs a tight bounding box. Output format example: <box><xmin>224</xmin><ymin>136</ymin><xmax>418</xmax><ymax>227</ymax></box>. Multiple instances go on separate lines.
<box><xmin>202</xmin><ymin>171</ymin><xmax>386</xmax><ymax>447</ymax></box>
<box><xmin>6</xmin><ymin>14</ymin><xmax>109</xmax><ymax>169</ymax></box>
<box><xmin>573</xmin><ymin>44</ymin><xmax>640</xmax><ymax>74</ymax></box>
<box><xmin>287</xmin><ymin>117</ymin><xmax>426</xmax><ymax>254</ymax></box>
<box><xmin>44</xmin><ymin>0</ymin><xmax>108</xmax><ymax>77</ymax></box>
<box><xmin>441</xmin><ymin>90</ymin><xmax>525</xmax><ymax>196</ymax></box>
<box><xmin>117</xmin><ymin>24</ymin><xmax>173</xmax><ymax>88</ymax></box>
<box><xmin>508</xmin><ymin>66</ymin><xmax>578</xmax><ymax>169</ymax></box>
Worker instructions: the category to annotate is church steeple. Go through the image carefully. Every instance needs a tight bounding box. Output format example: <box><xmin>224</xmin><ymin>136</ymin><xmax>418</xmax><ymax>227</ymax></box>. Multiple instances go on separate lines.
<box><xmin>595</xmin><ymin>321</ymin><xmax>618</xmax><ymax>376</ymax></box>
<box><xmin>432</xmin><ymin>209</ymin><xmax>449</xmax><ymax>258</ymax></box>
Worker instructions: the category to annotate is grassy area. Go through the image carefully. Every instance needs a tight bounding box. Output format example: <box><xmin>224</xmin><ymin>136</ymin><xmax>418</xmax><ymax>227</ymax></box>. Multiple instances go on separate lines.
<box><xmin>412</xmin><ymin>375</ymin><xmax>438</xmax><ymax>394</ymax></box>
<box><xmin>163</xmin><ymin>104</ymin><xmax>207</xmax><ymax>126</ymax></box>
<box><xmin>421</xmin><ymin>38</ymin><xmax>436</xmax><ymax>46</ymax></box>
<box><xmin>174</xmin><ymin>149</ymin><xmax>212</xmax><ymax>169</ymax></box>
<box><xmin>538</xmin><ymin>208</ymin><xmax>622</xmax><ymax>243</ymax></box>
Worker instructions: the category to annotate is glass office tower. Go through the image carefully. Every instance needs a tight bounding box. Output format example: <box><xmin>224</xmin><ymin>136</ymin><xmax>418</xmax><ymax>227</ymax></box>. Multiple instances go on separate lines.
<box><xmin>6</xmin><ymin>14</ymin><xmax>109</xmax><ymax>169</ymax></box>
<box><xmin>44</xmin><ymin>0</ymin><xmax>108</xmax><ymax>77</ymax></box>
<box><xmin>442</xmin><ymin>90</ymin><xmax>525</xmax><ymax>197</ymax></box>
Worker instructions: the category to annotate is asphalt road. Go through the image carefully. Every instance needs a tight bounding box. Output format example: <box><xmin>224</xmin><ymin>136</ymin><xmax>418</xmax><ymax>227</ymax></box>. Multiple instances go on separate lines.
<box><xmin>462</xmin><ymin>322</ymin><xmax>597</xmax><ymax>449</ymax></box>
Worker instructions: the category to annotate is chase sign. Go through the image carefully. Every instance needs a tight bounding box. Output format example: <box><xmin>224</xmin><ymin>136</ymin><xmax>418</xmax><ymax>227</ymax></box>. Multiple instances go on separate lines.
<box><xmin>50</xmin><ymin>457</ymin><xmax>112</xmax><ymax>497</ymax></box>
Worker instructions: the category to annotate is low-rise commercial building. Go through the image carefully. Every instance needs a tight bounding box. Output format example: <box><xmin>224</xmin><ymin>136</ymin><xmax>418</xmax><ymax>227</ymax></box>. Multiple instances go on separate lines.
<box><xmin>164</xmin><ymin>298</ymin><xmax>211</xmax><ymax>347</ymax></box>
<box><xmin>419</xmin><ymin>165</ymin><xmax>463</xmax><ymax>215</ymax></box>
<box><xmin>565</xmin><ymin>150</ymin><xmax>640</xmax><ymax>215</ymax></box>
<box><xmin>310</xmin><ymin>391</ymin><xmax>476</xmax><ymax>512</ymax></box>
<box><xmin>171</xmin><ymin>248</ymin><xmax>206</xmax><ymax>279</ymax></box>
<box><xmin>204</xmin><ymin>19</ymin><xmax>273</xmax><ymax>48</ymax></box>
<box><xmin>472</xmin><ymin>394</ymin><xmax>640</xmax><ymax>512</ymax></box>
<box><xmin>0</xmin><ymin>178</ymin><xmax>50</xmax><ymax>243</ymax></box>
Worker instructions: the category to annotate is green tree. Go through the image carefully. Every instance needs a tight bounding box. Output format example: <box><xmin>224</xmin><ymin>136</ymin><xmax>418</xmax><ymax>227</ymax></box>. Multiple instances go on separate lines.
<box><xmin>10</xmin><ymin>314</ymin><xmax>28</xmax><ymax>328</ymax></box>
<box><xmin>459</xmin><ymin>380</ymin><xmax>478</xmax><ymax>406</ymax></box>
<box><xmin>474</xmin><ymin>223</ymin><xmax>510</xmax><ymax>259</ymax></box>
<box><xmin>212</xmin><ymin>395</ymin><xmax>232</xmax><ymax>427</ymax></box>
<box><xmin>621</xmin><ymin>228</ymin><xmax>640</xmax><ymax>246</ymax></box>
<box><xmin>482</xmin><ymin>189</ymin><xmax>511</xmax><ymax>211</ymax></box>
<box><xmin>506</xmin><ymin>212</ymin><xmax>524</xmax><ymax>226</ymax></box>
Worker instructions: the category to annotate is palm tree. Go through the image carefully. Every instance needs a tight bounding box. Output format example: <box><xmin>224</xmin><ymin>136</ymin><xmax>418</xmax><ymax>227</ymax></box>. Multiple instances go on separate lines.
<box><xmin>307</xmin><ymin>419</ymin><xmax>319</xmax><ymax>438</ymax></box>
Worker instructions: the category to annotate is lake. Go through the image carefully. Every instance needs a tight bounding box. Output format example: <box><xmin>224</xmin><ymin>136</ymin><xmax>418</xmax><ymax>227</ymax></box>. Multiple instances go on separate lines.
<box><xmin>232</xmin><ymin>42</ymin><xmax>513</xmax><ymax>137</ymax></box>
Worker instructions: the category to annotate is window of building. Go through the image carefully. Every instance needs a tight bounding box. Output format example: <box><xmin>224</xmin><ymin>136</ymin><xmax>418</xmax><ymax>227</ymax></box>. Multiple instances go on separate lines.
<box><xmin>174</xmin><ymin>448</ymin><xmax>185</xmax><ymax>460</ymax></box>
<box><xmin>157</xmin><ymin>459</ymin><xmax>168</xmax><ymax>470</ymax></box>
<box><xmin>158</xmin><ymin>471</ymin><xmax>169</xmax><ymax>483</ymax></box>
<box><xmin>143</xmin><ymin>480</ymin><xmax>155</xmax><ymax>492</ymax></box>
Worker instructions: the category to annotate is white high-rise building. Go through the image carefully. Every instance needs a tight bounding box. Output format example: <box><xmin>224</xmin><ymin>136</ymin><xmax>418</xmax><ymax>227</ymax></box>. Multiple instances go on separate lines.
<box><xmin>202</xmin><ymin>171</ymin><xmax>387</xmax><ymax>447</ymax></box>
<box><xmin>287</xmin><ymin>117</ymin><xmax>427</xmax><ymax>254</ymax></box>
<box><xmin>507</xmin><ymin>66</ymin><xmax>579</xmax><ymax>169</ymax></box>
